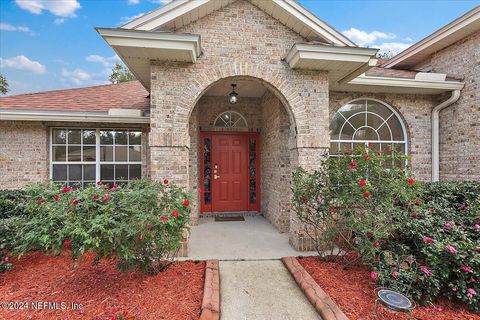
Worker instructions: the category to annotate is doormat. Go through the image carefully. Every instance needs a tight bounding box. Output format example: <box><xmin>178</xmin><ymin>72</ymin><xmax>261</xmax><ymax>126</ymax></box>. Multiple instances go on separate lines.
<box><xmin>214</xmin><ymin>216</ymin><xmax>245</xmax><ymax>222</ymax></box>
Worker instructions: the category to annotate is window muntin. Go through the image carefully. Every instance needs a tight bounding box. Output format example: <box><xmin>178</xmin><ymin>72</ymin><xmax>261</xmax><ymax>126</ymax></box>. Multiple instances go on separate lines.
<box><xmin>329</xmin><ymin>99</ymin><xmax>407</xmax><ymax>156</ymax></box>
<box><xmin>213</xmin><ymin>111</ymin><xmax>247</xmax><ymax>128</ymax></box>
<box><xmin>51</xmin><ymin>128</ymin><xmax>142</xmax><ymax>187</ymax></box>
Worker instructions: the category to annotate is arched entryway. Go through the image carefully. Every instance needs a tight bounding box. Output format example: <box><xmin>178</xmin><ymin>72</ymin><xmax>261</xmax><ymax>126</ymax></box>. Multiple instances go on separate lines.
<box><xmin>188</xmin><ymin>76</ymin><xmax>296</xmax><ymax>235</ymax></box>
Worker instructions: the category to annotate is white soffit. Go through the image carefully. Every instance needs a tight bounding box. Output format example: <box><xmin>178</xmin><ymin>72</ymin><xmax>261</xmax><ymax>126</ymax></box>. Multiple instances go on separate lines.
<box><xmin>383</xmin><ymin>6</ymin><xmax>480</xmax><ymax>69</ymax></box>
<box><xmin>331</xmin><ymin>74</ymin><xmax>465</xmax><ymax>95</ymax></box>
<box><xmin>96</xmin><ymin>28</ymin><xmax>201</xmax><ymax>90</ymax></box>
<box><xmin>121</xmin><ymin>0</ymin><xmax>355</xmax><ymax>46</ymax></box>
<box><xmin>285</xmin><ymin>43</ymin><xmax>378</xmax><ymax>83</ymax></box>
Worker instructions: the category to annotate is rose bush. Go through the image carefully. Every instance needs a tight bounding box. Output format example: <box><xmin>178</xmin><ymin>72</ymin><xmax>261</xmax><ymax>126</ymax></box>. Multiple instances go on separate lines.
<box><xmin>8</xmin><ymin>180</ymin><xmax>192</xmax><ymax>273</ymax></box>
<box><xmin>292</xmin><ymin>146</ymin><xmax>479</xmax><ymax>310</ymax></box>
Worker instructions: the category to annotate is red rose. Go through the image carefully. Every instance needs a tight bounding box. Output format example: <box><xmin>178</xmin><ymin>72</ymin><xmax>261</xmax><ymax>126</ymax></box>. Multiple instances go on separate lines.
<box><xmin>54</xmin><ymin>195</ymin><xmax>61</xmax><ymax>202</ymax></box>
<box><xmin>329</xmin><ymin>207</ymin><xmax>335</xmax><ymax>214</ymax></box>
<box><xmin>363</xmin><ymin>192</ymin><xmax>370</xmax><ymax>198</ymax></box>
<box><xmin>92</xmin><ymin>194</ymin><xmax>99</xmax><ymax>201</ymax></box>
<box><xmin>104</xmin><ymin>183</ymin><xmax>110</xmax><ymax>190</ymax></box>
<box><xmin>63</xmin><ymin>186</ymin><xmax>71</xmax><ymax>193</ymax></box>
<box><xmin>376</xmin><ymin>151</ymin><xmax>381</xmax><ymax>156</ymax></box>
<box><xmin>359</xmin><ymin>179</ymin><xmax>367</xmax><ymax>187</ymax></box>
<box><xmin>415</xmin><ymin>198</ymin><xmax>420</xmax><ymax>206</ymax></box>
<box><xmin>364</xmin><ymin>155</ymin><xmax>370</xmax><ymax>160</ymax></box>
<box><xmin>183</xmin><ymin>199</ymin><xmax>190</xmax><ymax>207</ymax></box>
<box><xmin>96</xmin><ymin>180</ymin><xmax>103</xmax><ymax>186</ymax></box>
<box><xmin>160</xmin><ymin>216</ymin><xmax>169</xmax><ymax>222</ymax></box>
<box><xmin>113</xmin><ymin>183</ymin><xmax>119</xmax><ymax>189</ymax></box>
<box><xmin>63</xmin><ymin>240</ymin><xmax>71</xmax><ymax>248</ymax></box>
<box><xmin>163</xmin><ymin>179</ymin><xmax>169</xmax><ymax>185</ymax></box>
<box><xmin>102</xmin><ymin>194</ymin><xmax>110</xmax><ymax>202</ymax></box>
<box><xmin>368</xmin><ymin>143</ymin><xmax>374</xmax><ymax>147</ymax></box>
<box><xmin>70</xmin><ymin>198</ymin><xmax>79</xmax><ymax>206</ymax></box>
<box><xmin>408</xmin><ymin>178</ymin><xmax>414</xmax><ymax>185</ymax></box>
<box><xmin>373</xmin><ymin>241</ymin><xmax>380</xmax><ymax>248</ymax></box>
<box><xmin>35</xmin><ymin>199</ymin><xmax>45</xmax><ymax>205</ymax></box>
<box><xmin>72</xmin><ymin>187</ymin><xmax>78</xmax><ymax>191</ymax></box>
<box><xmin>349</xmin><ymin>161</ymin><xmax>357</xmax><ymax>170</ymax></box>
<box><xmin>171</xmin><ymin>210</ymin><xmax>179</xmax><ymax>218</ymax></box>
<box><xmin>411</xmin><ymin>212</ymin><xmax>418</xmax><ymax>218</ymax></box>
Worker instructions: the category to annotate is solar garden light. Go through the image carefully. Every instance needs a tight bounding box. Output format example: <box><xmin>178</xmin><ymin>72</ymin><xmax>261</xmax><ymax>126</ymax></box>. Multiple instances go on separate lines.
<box><xmin>372</xmin><ymin>287</ymin><xmax>416</xmax><ymax>319</ymax></box>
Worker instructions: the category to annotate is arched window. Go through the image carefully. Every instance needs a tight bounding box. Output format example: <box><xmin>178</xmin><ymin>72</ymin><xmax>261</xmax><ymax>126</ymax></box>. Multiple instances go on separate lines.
<box><xmin>329</xmin><ymin>99</ymin><xmax>407</xmax><ymax>156</ymax></box>
<box><xmin>214</xmin><ymin>111</ymin><xmax>247</xmax><ymax>128</ymax></box>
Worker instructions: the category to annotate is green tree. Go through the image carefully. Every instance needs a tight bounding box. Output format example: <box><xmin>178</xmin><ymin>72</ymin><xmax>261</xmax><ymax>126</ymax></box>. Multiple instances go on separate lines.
<box><xmin>109</xmin><ymin>63</ymin><xmax>135</xmax><ymax>84</ymax></box>
<box><xmin>0</xmin><ymin>74</ymin><xmax>8</xmax><ymax>95</ymax></box>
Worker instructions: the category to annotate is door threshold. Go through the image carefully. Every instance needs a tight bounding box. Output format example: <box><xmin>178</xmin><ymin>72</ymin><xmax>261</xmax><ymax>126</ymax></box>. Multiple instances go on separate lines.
<box><xmin>201</xmin><ymin>211</ymin><xmax>261</xmax><ymax>218</ymax></box>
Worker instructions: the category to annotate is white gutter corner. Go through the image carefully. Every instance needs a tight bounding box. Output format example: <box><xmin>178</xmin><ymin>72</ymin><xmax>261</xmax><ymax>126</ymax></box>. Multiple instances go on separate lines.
<box><xmin>431</xmin><ymin>89</ymin><xmax>461</xmax><ymax>182</ymax></box>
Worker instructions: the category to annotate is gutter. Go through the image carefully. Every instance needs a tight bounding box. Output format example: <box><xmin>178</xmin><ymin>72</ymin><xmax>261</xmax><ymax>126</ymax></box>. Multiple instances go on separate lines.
<box><xmin>0</xmin><ymin>109</ymin><xmax>150</xmax><ymax>124</ymax></box>
<box><xmin>431</xmin><ymin>89</ymin><xmax>461</xmax><ymax>181</ymax></box>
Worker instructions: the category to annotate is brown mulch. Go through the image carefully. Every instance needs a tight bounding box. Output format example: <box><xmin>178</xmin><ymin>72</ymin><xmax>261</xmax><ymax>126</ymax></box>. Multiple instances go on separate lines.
<box><xmin>0</xmin><ymin>252</ymin><xmax>205</xmax><ymax>320</ymax></box>
<box><xmin>297</xmin><ymin>256</ymin><xmax>479</xmax><ymax>320</ymax></box>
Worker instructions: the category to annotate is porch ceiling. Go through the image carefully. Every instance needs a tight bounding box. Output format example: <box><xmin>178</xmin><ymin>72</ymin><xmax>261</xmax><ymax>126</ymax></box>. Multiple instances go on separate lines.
<box><xmin>203</xmin><ymin>78</ymin><xmax>267</xmax><ymax>98</ymax></box>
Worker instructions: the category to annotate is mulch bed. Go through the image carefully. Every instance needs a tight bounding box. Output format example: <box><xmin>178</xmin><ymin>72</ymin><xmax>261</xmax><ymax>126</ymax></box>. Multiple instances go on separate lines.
<box><xmin>297</xmin><ymin>256</ymin><xmax>479</xmax><ymax>320</ymax></box>
<box><xmin>0</xmin><ymin>252</ymin><xmax>205</xmax><ymax>320</ymax></box>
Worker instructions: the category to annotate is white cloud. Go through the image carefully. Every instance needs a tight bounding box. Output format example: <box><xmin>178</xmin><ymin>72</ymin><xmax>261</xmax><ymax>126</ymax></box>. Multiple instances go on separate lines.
<box><xmin>128</xmin><ymin>0</ymin><xmax>140</xmax><ymax>4</ymax></box>
<box><xmin>61</xmin><ymin>68</ymin><xmax>110</xmax><ymax>86</ymax></box>
<box><xmin>86</xmin><ymin>54</ymin><xmax>121</xmax><ymax>67</ymax></box>
<box><xmin>120</xmin><ymin>12</ymin><xmax>145</xmax><ymax>23</ymax></box>
<box><xmin>0</xmin><ymin>55</ymin><xmax>46</xmax><ymax>74</ymax></box>
<box><xmin>0</xmin><ymin>22</ymin><xmax>32</xmax><ymax>33</ymax></box>
<box><xmin>342</xmin><ymin>27</ymin><xmax>414</xmax><ymax>55</ymax></box>
<box><xmin>54</xmin><ymin>18</ymin><xmax>65</xmax><ymax>25</ymax></box>
<box><xmin>151</xmin><ymin>0</ymin><xmax>173</xmax><ymax>4</ymax></box>
<box><xmin>15</xmin><ymin>0</ymin><xmax>80</xmax><ymax>18</ymax></box>
<box><xmin>342</xmin><ymin>28</ymin><xmax>395</xmax><ymax>47</ymax></box>
<box><xmin>373</xmin><ymin>42</ymin><xmax>413</xmax><ymax>54</ymax></box>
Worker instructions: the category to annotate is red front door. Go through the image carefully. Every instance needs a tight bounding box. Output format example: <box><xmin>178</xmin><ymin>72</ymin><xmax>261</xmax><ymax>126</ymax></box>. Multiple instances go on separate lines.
<box><xmin>211</xmin><ymin>134</ymin><xmax>249</xmax><ymax>212</ymax></box>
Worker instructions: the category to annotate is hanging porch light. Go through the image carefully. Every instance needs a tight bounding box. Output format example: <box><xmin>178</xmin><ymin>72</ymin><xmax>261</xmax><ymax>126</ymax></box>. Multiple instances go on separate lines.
<box><xmin>229</xmin><ymin>83</ymin><xmax>238</xmax><ymax>104</ymax></box>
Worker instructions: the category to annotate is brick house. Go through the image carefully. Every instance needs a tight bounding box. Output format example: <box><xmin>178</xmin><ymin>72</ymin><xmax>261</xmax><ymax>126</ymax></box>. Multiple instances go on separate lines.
<box><xmin>1</xmin><ymin>1</ymin><xmax>478</xmax><ymax>251</ymax></box>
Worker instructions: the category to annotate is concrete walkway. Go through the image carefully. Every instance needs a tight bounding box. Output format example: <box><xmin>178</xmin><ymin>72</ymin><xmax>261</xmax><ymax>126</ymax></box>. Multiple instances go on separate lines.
<box><xmin>220</xmin><ymin>260</ymin><xmax>321</xmax><ymax>320</ymax></box>
<box><xmin>183</xmin><ymin>216</ymin><xmax>319</xmax><ymax>320</ymax></box>
<box><xmin>186</xmin><ymin>215</ymin><xmax>316</xmax><ymax>260</ymax></box>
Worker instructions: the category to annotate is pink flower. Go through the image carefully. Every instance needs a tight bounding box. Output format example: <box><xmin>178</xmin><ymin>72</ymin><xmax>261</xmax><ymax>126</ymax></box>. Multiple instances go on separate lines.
<box><xmin>92</xmin><ymin>194</ymin><xmax>99</xmax><ymax>201</ymax></box>
<box><xmin>444</xmin><ymin>222</ymin><xmax>453</xmax><ymax>231</ymax></box>
<box><xmin>460</xmin><ymin>265</ymin><xmax>473</xmax><ymax>273</ymax></box>
<box><xmin>370</xmin><ymin>271</ymin><xmax>378</xmax><ymax>281</ymax></box>
<box><xmin>364</xmin><ymin>155</ymin><xmax>370</xmax><ymax>160</ymax></box>
<box><xmin>363</xmin><ymin>191</ymin><xmax>370</xmax><ymax>198</ymax></box>
<box><xmin>467</xmin><ymin>288</ymin><xmax>477</xmax><ymax>299</ymax></box>
<box><xmin>415</xmin><ymin>198</ymin><xmax>420</xmax><ymax>206</ymax></box>
<box><xmin>171</xmin><ymin>211</ymin><xmax>179</xmax><ymax>218</ymax></box>
<box><xmin>373</xmin><ymin>242</ymin><xmax>380</xmax><ymax>248</ymax></box>
<box><xmin>349</xmin><ymin>161</ymin><xmax>357</xmax><ymax>170</ymax></box>
<box><xmin>376</xmin><ymin>151</ymin><xmax>381</xmax><ymax>156</ymax></box>
<box><xmin>63</xmin><ymin>240</ymin><xmax>71</xmax><ymax>248</ymax></box>
<box><xmin>102</xmin><ymin>194</ymin><xmax>110</xmax><ymax>202</ymax></box>
<box><xmin>70</xmin><ymin>198</ymin><xmax>79</xmax><ymax>206</ymax></box>
<box><xmin>474</xmin><ymin>224</ymin><xmax>480</xmax><ymax>231</ymax></box>
<box><xmin>408</xmin><ymin>178</ymin><xmax>415</xmax><ymax>185</ymax></box>
<box><xmin>422</xmin><ymin>236</ymin><xmax>433</xmax><ymax>244</ymax></box>
<box><xmin>63</xmin><ymin>186</ymin><xmax>71</xmax><ymax>193</ymax></box>
<box><xmin>359</xmin><ymin>179</ymin><xmax>367</xmax><ymax>187</ymax></box>
<box><xmin>183</xmin><ymin>199</ymin><xmax>190</xmax><ymax>207</ymax></box>
<box><xmin>54</xmin><ymin>195</ymin><xmax>61</xmax><ymax>202</ymax></box>
<box><xmin>96</xmin><ymin>180</ymin><xmax>103</xmax><ymax>186</ymax></box>
<box><xmin>329</xmin><ymin>207</ymin><xmax>335</xmax><ymax>214</ymax></box>
<box><xmin>391</xmin><ymin>271</ymin><xmax>400</xmax><ymax>278</ymax></box>
<box><xmin>113</xmin><ymin>183</ymin><xmax>119</xmax><ymax>189</ymax></box>
<box><xmin>446</xmin><ymin>245</ymin><xmax>458</xmax><ymax>254</ymax></box>
<box><xmin>35</xmin><ymin>199</ymin><xmax>45</xmax><ymax>205</ymax></box>
<box><xmin>160</xmin><ymin>216</ymin><xmax>169</xmax><ymax>222</ymax></box>
<box><xmin>420</xmin><ymin>265</ymin><xmax>432</xmax><ymax>276</ymax></box>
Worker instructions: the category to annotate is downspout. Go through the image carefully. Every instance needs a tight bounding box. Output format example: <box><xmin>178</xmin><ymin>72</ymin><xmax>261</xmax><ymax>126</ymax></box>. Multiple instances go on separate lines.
<box><xmin>431</xmin><ymin>89</ymin><xmax>461</xmax><ymax>182</ymax></box>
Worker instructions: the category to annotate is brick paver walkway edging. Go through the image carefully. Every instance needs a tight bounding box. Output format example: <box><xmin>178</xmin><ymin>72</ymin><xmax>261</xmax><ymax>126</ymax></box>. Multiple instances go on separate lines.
<box><xmin>199</xmin><ymin>260</ymin><xmax>220</xmax><ymax>320</ymax></box>
<box><xmin>282</xmin><ymin>257</ymin><xmax>349</xmax><ymax>320</ymax></box>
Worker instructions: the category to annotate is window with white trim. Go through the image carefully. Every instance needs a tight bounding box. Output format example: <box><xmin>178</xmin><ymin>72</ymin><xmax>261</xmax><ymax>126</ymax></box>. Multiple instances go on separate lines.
<box><xmin>214</xmin><ymin>111</ymin><xmax>247</xmax><ymax>128</ymax></box>
<box><xmin>329</xmin><ymin>99</ymin><xmax>407</xmax><ymax>156</ymax></box>
<box><xmin>51</xmin><ymin>128</ymin><xmax>142</xmax><ymax>187</ymax></box>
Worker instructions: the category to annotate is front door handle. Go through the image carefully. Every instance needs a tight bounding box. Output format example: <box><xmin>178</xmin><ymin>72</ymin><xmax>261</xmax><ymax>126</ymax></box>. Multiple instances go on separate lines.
<box><xmin>214</xmin><ymin>174</ymin><xmax>220</xmax><ymax>180</ymax></box>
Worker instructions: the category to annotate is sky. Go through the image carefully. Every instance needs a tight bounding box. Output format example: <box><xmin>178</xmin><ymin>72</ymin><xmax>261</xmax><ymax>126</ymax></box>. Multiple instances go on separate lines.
<box><xmin>0</xmin><ymin>0</ymin><xmax>478</xmax><ymax>95</ymax></box>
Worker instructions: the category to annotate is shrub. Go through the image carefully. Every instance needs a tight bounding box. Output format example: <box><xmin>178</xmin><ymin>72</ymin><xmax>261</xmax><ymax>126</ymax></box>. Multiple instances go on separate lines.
<box><xmin>9</xmin><ymin>180</ymin><xmax>192</xmax><ymax>273</ymax></box>
<box><xmin>292</xmin><ymin>146</ymin><xmax>421</xmax><ymax>263</ymax></box>
<box><xmin>376</xmin><ymin>182</ymin><xmax>480</xmax><ymax>311</ymax></box>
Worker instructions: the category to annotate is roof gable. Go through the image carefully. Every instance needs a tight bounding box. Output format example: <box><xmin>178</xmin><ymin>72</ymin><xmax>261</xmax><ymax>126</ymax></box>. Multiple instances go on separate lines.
<box><xmin>121</xmin><ymin>0</ymin><xmax>355</xmax><ymax>47</ymax></box>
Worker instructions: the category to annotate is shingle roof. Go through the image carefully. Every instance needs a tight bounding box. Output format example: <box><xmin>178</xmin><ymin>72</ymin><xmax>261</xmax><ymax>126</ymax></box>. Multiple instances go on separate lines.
<box><xmin>0</xmin><ymin>81</ymin><xmax>150</xmax><ymax>113</ymax></box>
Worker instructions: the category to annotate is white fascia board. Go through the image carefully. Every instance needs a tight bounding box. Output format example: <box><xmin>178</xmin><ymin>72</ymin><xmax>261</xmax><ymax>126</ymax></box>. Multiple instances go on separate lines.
<box><xmin>121</xmin><ymin>0</ymin><xmax>191</xmax><ymax>29</ymax></box>
<box><xmin>278</xmin><ymin>0</ymin><xmax>357</xmax><ymax>46</ymax></box>
<box><xmin>0</xmin><ymin>110</ymin><xmax>150</xmax><ymax>124</ymax></box>
<box><xmin>350</xmin><ymin>75</ymin><xmax>465</xmax><ymax>91</ymax></box>
<box><xmin>285</xmin><ymin>44</ymin><xmax>378</xmax><ymax>68</ymax></box>
<box><xmin>96</xmin><ymin>28</ymin><xmax>202</xmax><ymax>58</ymax></box>
<box><xmin>383</xmin><ymin>6</ymin><xmax>480</xmax><ymax>68</ymax></box>
<box><xmin>124</xmin><ymin>0</ymin><xmax>208</xmax><ymax>31</ymax></box>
